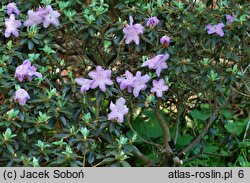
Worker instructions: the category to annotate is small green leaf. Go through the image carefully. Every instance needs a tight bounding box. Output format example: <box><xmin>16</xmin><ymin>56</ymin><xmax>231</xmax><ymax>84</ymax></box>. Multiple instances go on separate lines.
<box><xmin>6</xmin><ymin>144</ymin><xmax>15</xmax><ymax>155</ymax></box>
<box><xmin>120</xmin><ymin>160</ymin><xmax>131</xmax><ymax>167</ymax></box>
<box><xmin>28</xmin><ymin>40</ymin><xmax>34</xmax><ymax>50</ymax></box>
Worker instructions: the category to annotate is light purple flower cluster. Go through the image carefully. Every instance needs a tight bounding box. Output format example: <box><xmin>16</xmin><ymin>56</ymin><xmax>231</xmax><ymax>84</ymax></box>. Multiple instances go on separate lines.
<box><xmin>13</xmin><ymin>60</ymin><xmax>41</xmax><ymax>106</ymax></box>
<box><xmin>75</xmin><ymin>67</ymin><xmax>129</xmax><ymax>122</ymax></box>
<box><xmin>7</xmin><ymin>3</ymin><xmax>20</xmax><ymax>15</ymax></box>
<box><xmin>206</xmin><ymin>23</ymin><xmax>225</xmax><ymax>37</ymax></box>
<box><xmin>115</xmin><ymin>64</ymin><xmax>169</xmax><ymax>101</ymax></box>
<box><xmin>141</xmin><ymin>53</ymin><xmax>169</xmax><ymax>77</ymax></box>
<box><xmin>5</xmin><ymin>3</ymin><xmax>21</xmax><ymax>38</ymax></box>
<box><xmin>140</xmin><ymin>53</ymin><xmax>170</xmax><ymax>98</ymax></box>
<box><xmin>108</xmin><ymin>97</ymin><xmax>129</xmax><ymax>123</ymax></box>
<box><xmin>76</xmin><ymin>66</ymin><xmax>113</xmax><ymax>92</ymax></box>
<box><xmin>24</xmin><ymin>5</ymin><xmax>60</xmax><ymax>28</ymax></box>
<box><xmin>5</xmin><ymin>14</ymin><xmax>22</xmax><ymax>37</ymax></box>
<box><xmin>123</xmin><ymin>16</ymin><xmax>144</xmax><ymax>45</ymax></box>
<box><xmin>15</xmin><ymin>60</ymin><xmax>42</xmax><ymax>82</ymax></box>
<box><xmin>205</xmin><ymin>13</ymin><xmax>236</xmax><ymax>37</ymax></box>
<box><xmin>108</xmin><ymin>70</ymin><xmax>153</xmax><ymax>123</ymax></box>
<box><xmin>4</xmin><ymin>4</ymin><xmax>60</xmax><ymax>38</ymax></box>
<box><xmin>76</xmin><ymin>14</ymin><xmax>173</xmax><ymax>123</ymax></box>
<box><xmin>117</xmin><ymin>71</ymin><xmax>150</xmax><ymax>97</ymax></box>
<box><xmin>24</xmin><ymin>7</ymin><xmax>46</xmax><ymax>27</ymax></box>
<box><xmin>146</xmin><ymin>16</ymin><xmax>160</xmax><ymax>28</ymax></box>
<box><xmin>109</xmin><ymin>12</ymin><xmax>236</xmax><ymax>122</ymax></box>
<box><xmin>6</xmin><ymin>3</ymin><xmax>60</xmax><ymax>106</ymax></box>
<box><xmin>14</xmin><ymin>88</ymin><xmax>30</xmax><ymax>106</ymax></box>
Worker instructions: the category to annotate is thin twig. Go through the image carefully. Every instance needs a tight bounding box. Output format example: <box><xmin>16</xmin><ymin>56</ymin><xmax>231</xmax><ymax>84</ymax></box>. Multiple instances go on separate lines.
<box><xmin>243</xmin><ymin>117</ymin><xmax>250</xmax><ymax>141</ymax></box>
<box><xmin>174</xmin><ymin>105</ymin><xmax>183</xmax><ymax>145</ymax></box>
<box><xmin>231</xmin><ymin>86</ymin><xmax>250</xmax><ymax>98</ymax></box>
<box><xmin>127</xmin><ymin>112</ymin><xmax>162</xmax><ymax>148</ymax></box>
<box><xmin>83</xmin><ymin>146</ymin><xmax>86</xmax><ymax>167</ymax></box>
<box><xmin>131</xmin><ymin>148</ymin><xmax>154</xmax><ymax>167</ymax></box>
<box><xmin>204</xmin><ymin>152</ymin><xmax>235</xmax><ymax>158</ymax></box>
<box><xmin>182</xmin><ymin>147</ymin><xmax>203</xmax><ymax>163</ymax></box>
<box><xmin>242</xmin><ymin>64</ymin><xmax>250</xmax><ymax>75</ymax></box>
<box><xmin>178</xmin><ymin>111</ymin><xmax>217</xmax><ymax>156</ymax></box>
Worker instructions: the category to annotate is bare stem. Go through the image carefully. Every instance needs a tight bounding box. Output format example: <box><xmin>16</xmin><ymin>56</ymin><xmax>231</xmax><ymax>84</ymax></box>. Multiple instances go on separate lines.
<box><xmin>95</xmin><ymin>92</ymin><xmax>100</xmax><ymax>118</ymax></box>
<box><xmin>174</xmin><ymin>105</ymin><xmax>183</xmax><ymax>145</ymax></box>
<box><xmin>83</xmin><ymin>146</ymin><xmax>86</xmax><ymax>167</ymax></box>
<box><xmin>153</xmin><ymin>100</ymin><xmax>172</xmax><ymax>152</ymax></box>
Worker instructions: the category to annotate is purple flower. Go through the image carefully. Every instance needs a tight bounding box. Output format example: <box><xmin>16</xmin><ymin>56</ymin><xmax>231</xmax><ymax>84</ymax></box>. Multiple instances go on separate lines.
<box><xmin>123</xmin><ymin>16</ymin><xmax>144</xmax><ymax>45</ymax></box>
<box><xmin>142</xmin><ymin>53</ymin><xmax>169</xmax><ymax>77</ymax></box>
<box><xmin>15</xmin><ymin>60</ymin><xmax>30</xmax><ymax>82</ymax></box>
<box><xmin>75</xmin><ymin>78</ymin><xmax>93</xmax><ymax>92</ymax></box>
<box><xmin>4</xmin><ymin>14</ymin><xmax>22</xmax><ymax>38</ymax></box>
<box><xmin>24</xmin><ymin>7</ymin><xmax>46</xmax><ymax>26</ymax></box>
<box><xmin>226</xmin><ymin>14</ymin><xmax>235</xmax><ymax>25</ymax></box>
<box><xmin>206</xmin><ymin>23</ymin><xmax>225</xmax><ymax>37</ymax></box>
<box><xmin>146</xmin><ymin>16</ymin><xmax>160</xmax><ymax>28</ymax></box>
<box><xmin>15</xmin><ymin>60</ymin><xmax>42</xmax><ymax>82</ymax></box>
<box><xmin>108</xmin><ymin>97</ymin><xmax>129</xmax><ymax>123</ymax></box>
<box><xmin>14</xmin><ymin>88</ymin><xmax>30</xmax><ymax>106</ymax></box>
<box><xmin>24</xmin><ymin>6</ymin><xmax>60</xmax><ymax>28</ymax></box>
<box><xmin>88</xmin><ymin>66</ymin><xmax>113</xmax><ymax>92</ymax></box>
<box><xmin>160</xmin><ymin>36</ymin><xmax>170</xmax><ymax>47</ymax></box>
<box><xmin>150</xmin><ymin>79</ymin><xmax>169</xmax><ymax>97</ymax></box>
<box><xmin>6</xmin><ymin>3</ymin><xmax>20</xmax><ymax>15</ymax></box>
<box><xmin>132</xmin><ymin>71</ymin><xmax>150</xmax><ymax>97</ymax></box>
<box><xmin>116</xmin><ymin>70</ymin><xmax>135</xmax><ymax>93</ymax></box>
<box><xmin>42</xmin><ymin>5</ymin><xmax>60</xmax><ymax>28</ymax></box>
<box><xmin>26</xmin><ymin>65</ymin><xmax>42</xmax><ymax>81</ymax></box>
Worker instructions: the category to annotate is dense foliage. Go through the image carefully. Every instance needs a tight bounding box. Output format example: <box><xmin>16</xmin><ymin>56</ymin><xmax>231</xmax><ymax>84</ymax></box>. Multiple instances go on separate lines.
<box><xmin>0</xmin><ymin>0</ymin><xmax>249</xmax><ymax>167</ymax></box>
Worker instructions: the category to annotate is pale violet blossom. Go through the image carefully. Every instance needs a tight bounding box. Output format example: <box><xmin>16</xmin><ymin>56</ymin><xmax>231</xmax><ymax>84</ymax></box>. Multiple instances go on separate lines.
<box><xmin>146</xmin><ymin>16</ymin><xmax>159</xmax><ymax>28</ymax></box>
<box><xmin>160</xmin><ymin>36</ymin><xmax>170</xmax><ymax>46</ymax></box>
<box><xmin>116</xmin><ymin>70</ymin><xmax>135</xmax><ymax>93</ymax></box>
<box><xmin>5</xmin><ymin>14</ymin><xmax>22</xmax><ymax>37</ymax></box>
<box><xmin>7</xmin><ymin>3</ymin><xmax>20</xmax><ymax>15</ymax></box>
<box><xmin>123</xmin><ymin>16</ymin><xmax>144</xmax><ymax>45</ymax></box>
<box><xmin>206</xmin><ymin>23</ymin><xmax>225</xmax><ymax>37</ymax></box>
<box><xmin>108</xmin><ymin>97</ymin><xmax>129</xmax><ymax>123</ymax></box>
<box><xmin>14</xmin><ymin>88</ymin><xmax>30</xmax><ymax>106</ymax></box>
<box><xmin>42</xmin><ymin>5</ymin><xmax>60</xmax><ymax>28</ymax></box>
<box><xmin>150</xmin><ymin>79</ymin><xmax>169</xmax><ymax>97</ymax></box>
<box><xmin>142</xmin><ymin>53</ymin><xmax>169</xmax><ymax>77</ymax></box>
<box><xmin>15</xmin><ymin>60</ymin><xmax>42</xmax><ymax>82</ymax></box>
<box><xmin>88</xmin><ymin>66</ymin><xmax>113</xmax><ymax>92</ymax></box>
<box><xmin>132</xmin><ymin>71</ymin><xmax>150</xmax><ymax>97</ymax></box>
<box><xmin>75</xmin><ymin>78</ymin><xmax>93</xmax><ymax>92</ymax></box>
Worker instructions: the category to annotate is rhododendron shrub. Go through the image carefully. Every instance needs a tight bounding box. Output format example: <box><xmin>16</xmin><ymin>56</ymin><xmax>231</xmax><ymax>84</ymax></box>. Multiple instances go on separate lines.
<box><xmin>0</xmin><ymin>0</ymin><xmax>249</xmax><ymax>167</ymax></box>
